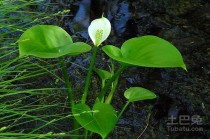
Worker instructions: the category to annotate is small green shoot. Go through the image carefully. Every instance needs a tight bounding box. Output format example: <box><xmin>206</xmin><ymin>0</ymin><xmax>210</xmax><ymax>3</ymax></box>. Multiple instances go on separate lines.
<box><xmin>94</xmin><ymin>68</ymin><xmax>112</xmax><ymax>88</ymax></box>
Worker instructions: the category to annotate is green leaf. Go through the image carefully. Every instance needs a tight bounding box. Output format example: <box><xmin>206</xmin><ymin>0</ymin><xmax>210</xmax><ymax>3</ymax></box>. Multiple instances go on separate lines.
<box><xmin>124</xmin><ymin>87</ymin><xmax>157</xmax><ymax>102</ymax></box>
<box><xmin>102</xmin><ymin>35</ymin><xmax>186</xmax><ymax>70</ymax></box>
<box><xmin>18</xmin><ymin>25</ymin><xmax>91</xmax><ymax>58</ymax></box>
<box><xmin>94</xmin><ymin>68</ymin><xmax>112</xmax><ymax>81</ymax></box>
<box><xmin>72</xmin><ymin>103</ymin><xmax>117</xmax><ymax>139</ymax></box>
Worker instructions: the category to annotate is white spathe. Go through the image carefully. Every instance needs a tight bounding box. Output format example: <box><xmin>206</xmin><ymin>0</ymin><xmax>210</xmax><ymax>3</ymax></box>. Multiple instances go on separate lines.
<box><xmin>88</xmin><ymin>17</ymin><xmax>111</xmax><ymax>47</ymax></box>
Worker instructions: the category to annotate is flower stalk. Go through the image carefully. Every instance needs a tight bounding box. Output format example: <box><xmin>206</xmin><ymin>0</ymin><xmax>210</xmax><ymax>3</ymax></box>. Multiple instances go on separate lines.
<box><xmin>81</xmin><ymin>16</ymin><xmax>111</xmax><ymax>104</ymax></box>
<box><xmin>81</xmin><ymin>46</ymin><xmax>98</xmax><ymax>104</ymax></box>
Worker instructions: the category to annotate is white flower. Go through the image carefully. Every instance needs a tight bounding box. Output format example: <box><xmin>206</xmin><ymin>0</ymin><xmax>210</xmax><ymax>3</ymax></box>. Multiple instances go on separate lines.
<box><xmin>88</xmin><ymin>16</ymin><xmax>111</xmax><ymax>47</ymax></box>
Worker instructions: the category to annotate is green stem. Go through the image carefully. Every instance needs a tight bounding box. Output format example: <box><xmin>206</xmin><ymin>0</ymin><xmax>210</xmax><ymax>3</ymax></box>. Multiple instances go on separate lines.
<box><xmin>84</xmin><ymin>129</ymin><xmax>89</xmax><ymax>139</ymax></box>
<box><xmin>101</xmin><ymin>80</ymin><xmax>105</xmax><ymax>89</ymax></box>
<box><xmin>81</xmin><ymin>46</ymin><xmax>98</xmax><ymax>104</ymax></box>
<box><xmin>105</xmin><ymin>59</ymin><xmax>116</xmax><ymax>103</ymax></box>
<box><xmin>105</xmin><ymin>76</ymin><xmax>119</xmax><ymax>104</ymax></box>
<box><xmin>98</xmin><ymin>65</ymin><xmax>126</xmax><ymax>101</ymax></box>
<box><xmin>117</xmin><ymin>101</ymin><xmax>130</xmax><ymax>121</ymax></box>
<box><xmin>59</xmin><ymin>57</ymin><xmax>74</xmax><ymax>107</ymax></box>
<box><xmin>72</xmin><ymin>121</ymin><xmax>80</xmax><ymax>139</ymax></box>
<box><xmin>59</xmin><ymin>57</ymin><xmax>79</xmax><ymax>139</ymax></box>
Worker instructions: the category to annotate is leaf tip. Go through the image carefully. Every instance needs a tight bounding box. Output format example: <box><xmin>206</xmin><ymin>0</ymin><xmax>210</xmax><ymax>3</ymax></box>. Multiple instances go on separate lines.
<box><xmin>181</xmin><ymin>63</ymin><xmax>187</xmax><ymax>71</ymax></box>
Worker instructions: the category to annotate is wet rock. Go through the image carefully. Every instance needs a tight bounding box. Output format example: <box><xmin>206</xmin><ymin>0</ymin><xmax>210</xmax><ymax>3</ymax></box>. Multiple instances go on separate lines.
<box><xmin>69</xmin><ymin>0</ymin><xmax>91</xmax><ymax>39</ymax></box>
<box><xmin>141</xmin><ymin>0</ymin><xmax>203</xmax><ymax>16</ymax></box>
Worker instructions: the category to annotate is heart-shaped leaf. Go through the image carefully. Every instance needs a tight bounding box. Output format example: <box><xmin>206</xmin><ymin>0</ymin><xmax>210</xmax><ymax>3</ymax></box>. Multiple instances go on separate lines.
<box><xmin>72</xmin><ymin>103</ymin><xmax>117</xmax><ymax>139</ymax></box>
<box><xmin>102</xmin><ymin>35</ymin><xmax>186</xmax><ymax>70</ymax></box>
<box><xmin>18</xmin><ymin>25</ymin><xmax>91</xmax><ymax>58</ymax></box>
<box><xmin>124</xmin><ymin>87</ymin><xmax>157</xmax><ymax>102</ymax></box>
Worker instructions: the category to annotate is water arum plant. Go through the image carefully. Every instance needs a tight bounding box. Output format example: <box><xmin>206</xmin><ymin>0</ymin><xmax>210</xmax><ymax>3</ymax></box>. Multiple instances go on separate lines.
<box><xmin>17</xmin><ymin>16</ymin><xmax>186</xmax><ymax>139</ymax></box>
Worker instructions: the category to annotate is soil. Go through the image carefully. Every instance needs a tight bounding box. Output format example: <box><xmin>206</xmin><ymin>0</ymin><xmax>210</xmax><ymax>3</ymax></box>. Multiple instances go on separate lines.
<box><xmin>60</xmin><ymin>0</ymin><xmax>210</xmax><ymax>138</ymax></box>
